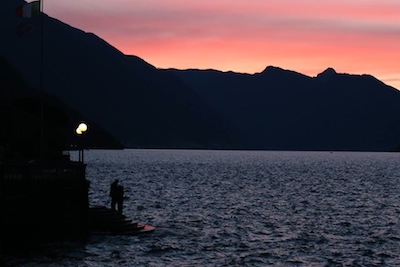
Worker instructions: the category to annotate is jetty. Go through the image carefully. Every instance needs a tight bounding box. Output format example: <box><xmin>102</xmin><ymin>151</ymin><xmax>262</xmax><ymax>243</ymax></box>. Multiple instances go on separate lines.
<box><xmin>89</xmin><ymin>206</ymin><xmax>154</xmax><ymax>235</ymax></box>
<box><xmin>1</xmin><ymin>158</ymin><xmax>153</xmax><ymax>256</ymax></box>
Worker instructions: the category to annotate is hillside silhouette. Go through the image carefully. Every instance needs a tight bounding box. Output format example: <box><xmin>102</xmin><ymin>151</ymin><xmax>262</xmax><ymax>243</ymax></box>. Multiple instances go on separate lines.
<box><xmin>0</xmin><ymin>57</ymin><xmax>122</xmax><ymax>161</ymax></box>
<box><xmin>1</xmin><ymin>1</ymin><xmax>238</xmax><ymax>149</ymax></box>
<box><xmin>167</xmin><ymin>67</ymin><xmax>400</xmax><ymax>151</ymax></box>
<box><xmin>2</xmin><ymin>1</ymin><xmax>400</xmax><ymax>151</ymax></box>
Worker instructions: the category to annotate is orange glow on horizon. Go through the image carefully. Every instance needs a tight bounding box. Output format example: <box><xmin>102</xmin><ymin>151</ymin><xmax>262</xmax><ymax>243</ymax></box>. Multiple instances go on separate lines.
<box><xmin>45</xmin><ymin>0</ymin><xmax>400</xmax><ymax>90</ymax></box>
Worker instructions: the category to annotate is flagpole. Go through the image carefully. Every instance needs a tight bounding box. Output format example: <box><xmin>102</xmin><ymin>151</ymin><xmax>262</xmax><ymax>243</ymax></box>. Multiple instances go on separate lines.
<box><xmin>39</xmin><ymin>0</ymin><xmax>44</xmax><ymax>159</ymax></box>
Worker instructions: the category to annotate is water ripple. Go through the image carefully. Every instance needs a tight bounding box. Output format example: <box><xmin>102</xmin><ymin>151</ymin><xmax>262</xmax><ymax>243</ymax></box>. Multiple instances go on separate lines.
<box><xmin>8</xmin><ymin>150</ymin><xmax>400</xmax><ymax>266</ymax></box>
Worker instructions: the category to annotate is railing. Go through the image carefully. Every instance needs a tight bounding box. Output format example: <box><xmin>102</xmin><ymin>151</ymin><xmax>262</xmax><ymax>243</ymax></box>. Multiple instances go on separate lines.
<box><xmin>0</xmin><ymin>161</ymin><xmax>86</xmax><ymax>181</ymax></box>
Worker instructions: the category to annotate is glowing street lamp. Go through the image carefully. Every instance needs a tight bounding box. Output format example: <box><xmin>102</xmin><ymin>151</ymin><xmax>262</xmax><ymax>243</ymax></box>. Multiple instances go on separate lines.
<box><xmin>76</xmin><ymin>122</ymin><xmax>88</xmax><ymax>135</ymax></box>
<box><xmin>75</xmin><ymin>122</ymin><xmax>88</xmax><ymax>162</ymax></box>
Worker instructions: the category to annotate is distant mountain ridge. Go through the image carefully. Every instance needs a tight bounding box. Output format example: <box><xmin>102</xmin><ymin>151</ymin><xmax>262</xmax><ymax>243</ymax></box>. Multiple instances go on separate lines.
<box><xmin>166</xmin><ymin>67</ymin><xmax>400</xmax><ymax>151</ymax></box>
<box><xmin>2</xmin><ymin>1</ymin><xmax>400</xmax><ymax>151</ymax></box>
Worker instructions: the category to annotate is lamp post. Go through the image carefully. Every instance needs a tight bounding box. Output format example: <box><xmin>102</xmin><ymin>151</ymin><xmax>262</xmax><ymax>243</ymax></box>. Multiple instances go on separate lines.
<box><xmin>75</xmin><ymin>122</ymin><xmax>88</xmax><ymax>163</ymax></box>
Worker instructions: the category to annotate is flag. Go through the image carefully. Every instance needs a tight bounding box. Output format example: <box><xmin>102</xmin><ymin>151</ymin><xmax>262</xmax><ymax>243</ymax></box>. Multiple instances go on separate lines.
<box><xmin>16</xmin><ymin>1</ymin><xmax>41</xmax><ymax>18</ymax></box>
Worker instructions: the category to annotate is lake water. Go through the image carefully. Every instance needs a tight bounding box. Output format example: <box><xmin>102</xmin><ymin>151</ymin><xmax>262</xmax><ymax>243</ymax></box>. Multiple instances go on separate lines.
<box><xmin>6</xmin><ymin>150</ymin><xmax>400</xmax><ymax>266</ymax></box>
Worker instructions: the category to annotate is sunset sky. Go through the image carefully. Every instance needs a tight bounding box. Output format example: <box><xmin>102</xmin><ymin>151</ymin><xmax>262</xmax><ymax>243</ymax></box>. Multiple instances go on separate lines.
<box><xmin>44</xmin><ymin>0</ymin><xmax>400</xmax><ymax>89</ymax></box>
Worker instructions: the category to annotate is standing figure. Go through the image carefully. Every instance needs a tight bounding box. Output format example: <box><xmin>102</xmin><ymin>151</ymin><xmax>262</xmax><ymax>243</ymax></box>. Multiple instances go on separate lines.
<box><xmin>110</xmin><ymin>179</ymin><xmax>119</xmax><ymax>210</ymax></box>
<box><xmin>116</xmin><ymin>184</ymin><xmax>124</xmax><ymax>214</ymax></box>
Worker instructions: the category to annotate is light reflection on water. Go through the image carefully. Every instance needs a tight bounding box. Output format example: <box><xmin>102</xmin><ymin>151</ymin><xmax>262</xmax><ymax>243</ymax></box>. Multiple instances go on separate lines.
<box><xmin>8</xmin><ymin>150</ymin><xmax>400</xmax><ymax>266</ymax></box>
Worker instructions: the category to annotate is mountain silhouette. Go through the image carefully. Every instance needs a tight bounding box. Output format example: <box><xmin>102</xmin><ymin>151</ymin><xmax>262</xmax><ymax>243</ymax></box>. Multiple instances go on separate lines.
<box><xmin>167</xmin><ymin>67</ymin><xmax>400</xmax><ymax>151</ymax></box>
<box><xmin>0</xmin><ymin>56</ymin><xmax>123</xmax><ymax>161</ymax></box>
<box><xmin>1</xmin><ymin>1</ymin><xmax>239</xmax><ymax>149</ymax></box>
<box><xmin>2</xmin><ymin>1</ymin><xmax>400</xmax><ymax>151</ymax></box>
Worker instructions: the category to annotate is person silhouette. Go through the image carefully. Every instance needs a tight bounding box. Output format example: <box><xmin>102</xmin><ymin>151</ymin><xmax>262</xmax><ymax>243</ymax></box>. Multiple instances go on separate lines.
<box><xmin>110</xmin><ymin>179</ymin><xmax>119</xmax><ymax>210</ymax></box>
<box><xmin>116</xmin><ymin>184</ymin><xmax>124</xmax><ymax>214</ymax></box>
